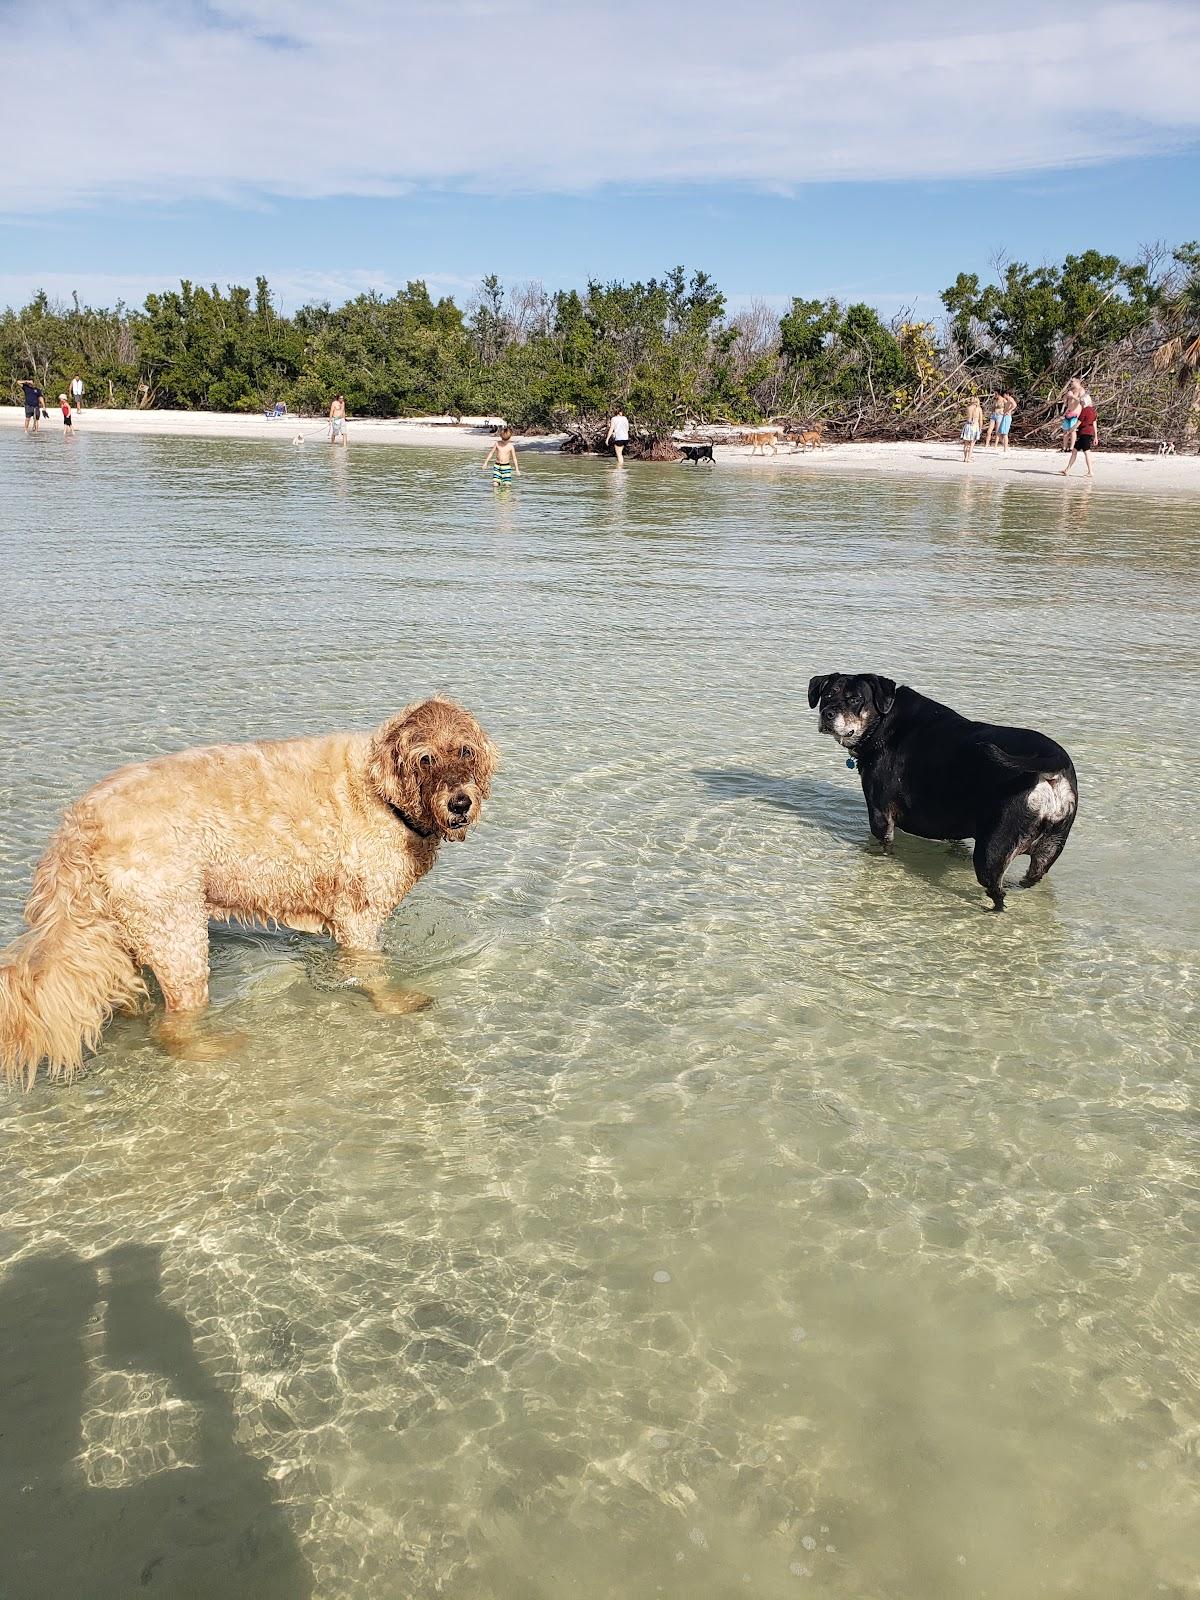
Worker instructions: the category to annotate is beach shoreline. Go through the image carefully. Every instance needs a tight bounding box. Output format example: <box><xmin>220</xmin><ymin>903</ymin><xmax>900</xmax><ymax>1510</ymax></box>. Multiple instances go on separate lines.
<box><xmin>3</xmin><ymin>406</ymin><xmax>1196</xmax><ymax>493</ymax></box>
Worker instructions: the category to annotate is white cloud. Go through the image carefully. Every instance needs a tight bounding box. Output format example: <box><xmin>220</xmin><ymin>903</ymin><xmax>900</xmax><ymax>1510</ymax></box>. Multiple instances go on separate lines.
<box><xmin>2</xmin><ymin>0</ymin><xmax>1198</xmax><ymax>214</ymax></box>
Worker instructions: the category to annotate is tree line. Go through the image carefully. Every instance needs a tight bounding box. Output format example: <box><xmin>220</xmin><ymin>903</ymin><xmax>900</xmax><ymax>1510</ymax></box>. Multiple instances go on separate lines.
<box><xmin>5</xmin><ymin>246</ymin><xmax>1198</xmax><ymax>448</ymax></box>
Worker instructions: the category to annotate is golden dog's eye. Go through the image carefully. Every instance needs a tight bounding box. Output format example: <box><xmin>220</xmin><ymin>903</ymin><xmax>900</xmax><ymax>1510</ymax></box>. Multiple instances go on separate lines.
<box><xmin>461</xmin><ymin>745</ymin><xmax>474</xmax><ymax>761</ymax></box>
<box><xmin>418</xmin><ymin>753</ymin><xmax>434</xmax><ymax>768</ymax></box>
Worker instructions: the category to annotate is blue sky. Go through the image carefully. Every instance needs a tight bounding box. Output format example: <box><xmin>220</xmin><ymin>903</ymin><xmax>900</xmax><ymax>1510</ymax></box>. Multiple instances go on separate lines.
<box><xmin>4</xmin><ymin>0</ymin><xmax>1199</xmax><ymax>319</ymax></box>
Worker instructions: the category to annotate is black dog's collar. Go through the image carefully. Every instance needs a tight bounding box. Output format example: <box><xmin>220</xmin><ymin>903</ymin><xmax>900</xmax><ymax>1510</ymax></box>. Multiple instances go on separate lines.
<box><xmin>384</xmin><ymin>800</ymin><xmax>436</xmax><ymax>839</ymax></box>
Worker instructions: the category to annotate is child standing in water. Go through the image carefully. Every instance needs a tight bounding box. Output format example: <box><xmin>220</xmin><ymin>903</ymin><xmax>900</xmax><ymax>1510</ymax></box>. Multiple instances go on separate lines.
<box><xmin>483</xmin><ymin>428</ymin><xmax>521</xmax><ymax>486</ymax></box>
<box><xmin>961</xmin><ymin>397</ymin><xmax>984</xmax><ymax>461</ymax></box>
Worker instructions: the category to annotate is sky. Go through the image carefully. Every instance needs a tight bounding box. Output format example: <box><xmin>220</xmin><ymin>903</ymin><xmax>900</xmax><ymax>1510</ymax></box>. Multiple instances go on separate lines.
<box><xmin>3</xmin><ymin>0</ymin><xmax>1199</xmax><ymax>320</ymax></box>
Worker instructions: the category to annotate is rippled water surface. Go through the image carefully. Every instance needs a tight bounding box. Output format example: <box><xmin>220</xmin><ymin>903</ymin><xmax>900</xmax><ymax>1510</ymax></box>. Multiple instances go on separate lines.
<box><xmin>2</xmin><ymin>430</ymin><xmax>1198</xmax><ymax>1599</ymax></box>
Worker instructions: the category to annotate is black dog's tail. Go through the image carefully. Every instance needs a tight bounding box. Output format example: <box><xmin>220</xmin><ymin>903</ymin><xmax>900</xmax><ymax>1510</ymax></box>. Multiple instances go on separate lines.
<box><xmin>986</xmin><ymin>743</ymin><xmax>1078</xmax><ymax>820</ymax></box>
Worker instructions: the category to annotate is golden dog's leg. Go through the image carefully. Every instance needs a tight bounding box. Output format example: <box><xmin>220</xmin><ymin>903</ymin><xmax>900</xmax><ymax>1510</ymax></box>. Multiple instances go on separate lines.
<box><xmin>330</xmin><ymin>923</ymin><xmax>433</xmax><ymax>1017</ymax></box>
<box><xmin>153</xmin><ymin>1009</ymin><xmax>248</xmax><ymax>1061</ymax></box>
<box><xmin>135</xmin><ymin>902</ymin><xmax>246</xmax><ymax>1060</ymax></box>
<box><xmin>363</xmin><ymin>982</ymin><xmax>434</xmax><ymax>1016</ymax></box>
<box><xmin>153</xmin><ymin>975</ymin><xmax>249</xmax><ymax>1060</ymax></box>
<box><xmin>336</xmin><ymin>954</ymin><xmax>434</xmax><ymax>1016</ymax></box>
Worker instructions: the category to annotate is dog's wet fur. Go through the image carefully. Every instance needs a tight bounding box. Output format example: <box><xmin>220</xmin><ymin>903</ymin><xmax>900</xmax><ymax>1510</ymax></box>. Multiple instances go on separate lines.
<box><xmin>808</xmin><ymin>673</ymin><xmax>1078</xmax><ymax>910</ymax></box>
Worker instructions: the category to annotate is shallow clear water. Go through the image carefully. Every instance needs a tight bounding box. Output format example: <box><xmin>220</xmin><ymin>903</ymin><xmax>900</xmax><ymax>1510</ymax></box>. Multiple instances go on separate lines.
<box><xmin>1</xmin><ymin>429</ymin><xmax>1198</xmax><ymax>1600</ymax></box>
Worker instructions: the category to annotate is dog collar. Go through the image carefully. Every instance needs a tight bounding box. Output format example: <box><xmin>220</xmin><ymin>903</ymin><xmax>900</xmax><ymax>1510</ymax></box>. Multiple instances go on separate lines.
<box><xmin>385</xmin><ymin>800</ymin><xmax>436</xmax><ymax>839</ymax></box>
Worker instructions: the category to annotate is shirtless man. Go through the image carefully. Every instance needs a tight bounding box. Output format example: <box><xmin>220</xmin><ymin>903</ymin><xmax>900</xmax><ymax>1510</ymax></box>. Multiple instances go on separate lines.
<box><xmin>328</xmin><ymin>394</ymin><xmax>347</xmax><ymax>447</ymax></box>
<box><xmin>997</xmin><ymin>390</ymin><xmax>1017</xmax><ymax>452</ymax></box>
<box><xmin>1059</xmin><ymin>379</ymin><xmax>1082</xmax><ymax>452</ymax></box>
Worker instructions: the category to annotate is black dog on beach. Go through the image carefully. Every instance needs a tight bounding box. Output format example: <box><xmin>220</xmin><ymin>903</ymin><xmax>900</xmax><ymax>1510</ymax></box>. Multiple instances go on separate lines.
<box><xmin>679</xmin><ymin>443</ymin><xmax>715</xmax><ymax>465</ymax></box>
<box><xmin>808</xmin><ymin>673</ymin><xmax>1078</xmax><ymax>910</ymax></box>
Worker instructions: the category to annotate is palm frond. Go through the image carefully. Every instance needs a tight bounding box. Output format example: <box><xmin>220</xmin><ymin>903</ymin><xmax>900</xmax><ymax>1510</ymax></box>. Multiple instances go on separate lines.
<box><xmin>1151</xmin><ymin>337</ymin><xmax>1182</xmax><ymax>374</ymax></box>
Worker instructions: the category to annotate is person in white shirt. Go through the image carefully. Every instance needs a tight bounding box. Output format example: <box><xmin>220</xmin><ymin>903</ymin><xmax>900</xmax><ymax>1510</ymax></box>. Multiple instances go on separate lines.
<box><xmin>605</xmin><ymin>409</ymin><xmax>630</xmax><ymax>466</ymax></box>
<box><xmin>70</xmin><ymin>375</ymin><xmax>84</xmax><ymax>410</ymax></box>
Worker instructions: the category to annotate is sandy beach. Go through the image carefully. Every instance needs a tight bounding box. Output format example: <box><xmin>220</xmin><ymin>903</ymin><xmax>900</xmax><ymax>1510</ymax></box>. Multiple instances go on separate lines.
<box><xmin>3</xmin><ymin>406</ymin><xmax>1196</xmax><ymax>493</ymax></box>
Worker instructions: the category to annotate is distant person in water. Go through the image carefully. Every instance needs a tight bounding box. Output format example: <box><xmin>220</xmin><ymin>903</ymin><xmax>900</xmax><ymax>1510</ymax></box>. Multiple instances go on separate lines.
<box><xmin>483</xmin><ymin>427</ymin><xmax>521</xmax><ymax>486</ymax></box>
<box><xmin>70</xmin><ymin>374</ymin><xmax>84</xmax><ymax>410</ymax></box>
<box><xmin>605</xmin><ymin>408</ymin><xmax>630</xmax><ymax>466</ymax></box>
<box><xmin>961</xmin><ymin>397</ymin><xmax>983</xmax><ymax>462</ymax></box>
<box><xmin>1061</xmin><ymin>397</ymin><xmax>1098</xmax><ymax>478</ymax></box>
<box><xmin>20</xmin><ymin>379</ymin><xmax>44</xmax><ymax>434</ymax></box>
<box><xmin>58</xmin><ymin>393</ymin><xmax>73</xmax><ymax>432</ymax></box>
<box><xmin>328</xmin><ymin>395</ymin><xmax>347</xmax><ymax>446</ymax></box>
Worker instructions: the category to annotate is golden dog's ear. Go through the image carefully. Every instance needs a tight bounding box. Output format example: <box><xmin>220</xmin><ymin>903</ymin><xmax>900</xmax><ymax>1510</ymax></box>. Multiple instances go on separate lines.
<box><xmin>478</xmin><ymin>732</ymin><xmax>499</xmax><ymax>796</ymax></box>
<box><xmin>458</xmin><ymin>718</ymin><xmax>499</xmax><ymax>796</ymax></box>
<box><xmin>367</xmin><ymin>703</ymin><xmax>429</xmax><ymax>801</ymax></box>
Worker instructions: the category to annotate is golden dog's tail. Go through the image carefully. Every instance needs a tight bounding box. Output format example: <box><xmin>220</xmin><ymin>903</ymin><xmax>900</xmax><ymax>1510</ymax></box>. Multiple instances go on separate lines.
<box><xmin>0</xmin><ymin>825</ymin><xmax>145</xmax><ymax>1088</ymax></box>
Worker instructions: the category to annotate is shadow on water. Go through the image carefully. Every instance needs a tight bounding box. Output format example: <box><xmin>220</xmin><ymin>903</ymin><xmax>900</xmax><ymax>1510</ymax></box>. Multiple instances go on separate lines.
<box><xmin>696</xmin><ymin>765</ymin><xmax>982</xmax><ymax>903</ymax></box>
<box><xmin>695</xmin><ymin>765</ymin><xmax>867</xmax><ymax>844</ymax></box>
<box><xmin>0</xmin><ymin>1247</ymin><xmax>311</xmax><ymax>1600</ymax></box>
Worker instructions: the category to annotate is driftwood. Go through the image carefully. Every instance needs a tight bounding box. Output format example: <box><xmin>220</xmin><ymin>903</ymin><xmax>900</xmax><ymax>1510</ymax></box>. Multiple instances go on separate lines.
<box><xmin>560</xmin><ymin>428</ymin><xmax>682</xmax><ymax>461</ymax></box>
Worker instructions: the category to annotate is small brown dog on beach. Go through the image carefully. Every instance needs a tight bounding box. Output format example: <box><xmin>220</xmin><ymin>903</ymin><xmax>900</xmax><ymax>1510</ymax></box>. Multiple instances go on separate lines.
<box><xmin>789</xmin><ymin>427</ymin><xmax>824</xmax><ymax>452</ymax></box>
<box><xmin>0</xmin><ymin>698</ymin><xmax>497</xmax><ymax>1086</ymax></box>
<box><xmin>746</xmin><ymin>430</ymin><xmax>778</xmax><ymax>456</ymax></box>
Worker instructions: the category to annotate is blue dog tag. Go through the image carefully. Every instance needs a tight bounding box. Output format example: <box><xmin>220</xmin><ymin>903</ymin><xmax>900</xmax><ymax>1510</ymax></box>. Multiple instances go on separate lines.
<box><xmin>846</xmin><ymin>758</ymin><xmax>856</xmax><ymax>770</ymax></box>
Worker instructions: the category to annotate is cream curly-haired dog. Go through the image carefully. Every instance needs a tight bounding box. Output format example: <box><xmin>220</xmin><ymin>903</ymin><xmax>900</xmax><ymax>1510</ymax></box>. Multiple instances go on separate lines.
<box><xmin>0</xmin><ymin>697</ymin><xmax>497</xmax><ymax>1086</ymax></box>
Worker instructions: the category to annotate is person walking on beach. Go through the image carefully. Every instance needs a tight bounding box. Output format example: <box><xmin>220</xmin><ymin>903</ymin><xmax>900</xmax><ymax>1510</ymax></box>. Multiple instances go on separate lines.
<box><xmin>328</xmin><ymin>394</ymin><xmax>347</xmax><ymax>447</ymax></box>
<box><xmin>605</xmin><ymin>407</ymin><xmax>630</xmax><ymax>466</ymax></box>
<box><xmin>483</xmin><ymin>427</ymin><xmax>521</xmax><ymax>487</ymax></box>
<box><xmin>20</xmin><ymin>379</ymin><xmax>45</xmax><ymax>434</ymax></box>
<box><xmin>70</xmin><ymin>374</ymin><xmax>84</xmax><ymax>410</ymax></box>
<box><xmin>1061</xmin><ymin>396</ymin><xmax>1098</xmax><ymax>477</ymax></box>
<box><xmin>961</xmin><ymin>396</ymin><xmax>984</xmax><ymax>462</ymax></box>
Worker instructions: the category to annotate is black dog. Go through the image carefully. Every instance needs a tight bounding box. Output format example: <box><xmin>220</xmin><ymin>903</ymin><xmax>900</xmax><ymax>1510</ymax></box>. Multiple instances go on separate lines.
<box><xmin>679</xmin><ymin>443</ymin><xmax>715</xmax><ymax>465</ymax></box>
<box><xmin>808</xmin><ymin>673</ymin><xmax>1078</xmax><ymax>910</ymax></box>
